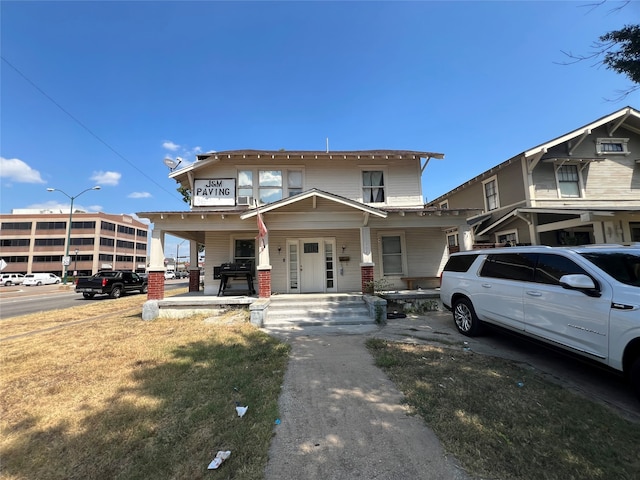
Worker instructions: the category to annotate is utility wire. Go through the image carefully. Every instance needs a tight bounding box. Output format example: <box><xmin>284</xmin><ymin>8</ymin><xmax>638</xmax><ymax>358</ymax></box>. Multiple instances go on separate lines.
<box><xmin>1</xmin><ymin>55</ymin><xmax>182</xmax><ymax>200</ymax></box>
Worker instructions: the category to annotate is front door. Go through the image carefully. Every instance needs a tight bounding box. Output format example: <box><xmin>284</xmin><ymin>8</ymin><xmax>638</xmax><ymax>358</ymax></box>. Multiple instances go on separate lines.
<box><xmin>300</xmin><ymin>240</ymin><xmax>324</xmax><ymax>293</ymax></box>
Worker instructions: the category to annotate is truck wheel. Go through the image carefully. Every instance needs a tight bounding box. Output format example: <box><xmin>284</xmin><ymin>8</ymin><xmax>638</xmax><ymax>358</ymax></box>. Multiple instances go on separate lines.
<box><xmin>5</xmin><ymin>281</ymin><xmax>11</xmax><ymax>286</ymax></box>
<box><xmin>36</xmin><ymin>281</ymin><xmax>42</xmax><ymax>286</ymax></box>
<box><xmin>141</xmin><ymin>285</ymin><xmax>148</xmax><ymax>294</ymax></box>
<box><xmin>452</xmin><ymin>297</ymin><xmax>482</xmax><ymax>337</ymax></box>
<box><xmin>631</xmin><ymin>357</ymin><xmax>640</xmax><ymax>401</ymax></box>
<box><xmin>110</xmin><ymin>287</ymin><xmax>122</xmax><ymax>299</ymax></box>
<box><xmin>83</xmin><ymin>292</ymin><xmax>95</xmax><ymax>299</ymax></box>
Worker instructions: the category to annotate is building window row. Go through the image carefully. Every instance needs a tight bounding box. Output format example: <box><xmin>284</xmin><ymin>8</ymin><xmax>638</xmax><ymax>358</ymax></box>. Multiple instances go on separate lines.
<box><xmin>100</xmin><ymin>237</ymin><xmax>115</xmax><ymax>247</ymax></box>
<box><xmin>116</xmin><ymin>255</ymin><xmax>133</xmax><ymax>262</ymax></box>
<box><xmin>33</xmin><ymin>255</ymin><xmax>63</xmax><ymax>262</ymax></box>
<box><xmin>101</xmin><ymin>221</ymin><xmax>116</xmax><ymax>231</ymax></box>
<box><xmin>1</xmin><ymin>238</ymin><xmax>30</xmax><ymax>247</ymax></box>
<box><xmin>71</xmin><ymin>220</ymin><xmax>96</xmax><ymax>229</ymax></box>
<box><xmin>117</xmin><ymin>240</ymin><xmax>135</xmax><ymax>249</ymax></box>
<box><xmin>36</xmin><ymin>221</ymin><xmax>66</xmax><ymax>230</ymax></box>
<box><xmin>3</xmin><ymin>256</ymin><xmax>28</xmax><ymax>263</ymax></box>
<box><xmin>118</xmin><ymin>225</ymin><xmax>136</xmax><ymax>235</ymax></box>
<box><xmin>1</xmin><ymin>222</ymin><xmax>32</xmax><ymax>230</ymax></box>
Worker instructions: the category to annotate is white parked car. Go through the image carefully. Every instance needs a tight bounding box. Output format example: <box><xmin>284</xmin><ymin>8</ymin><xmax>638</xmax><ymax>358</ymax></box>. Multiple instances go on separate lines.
<box><xmin>164</xmin><ymin>271</ymin><xmax>176</xmax><ymax>280</ymax></box>
<box><xmin>0</xmin><ymin>273</ymin><xmax>25</xmax><ymax>286</ymax></box>
<box><xmin>23</xmin><ymin>273</ymin><xmax>62</xmax><ymax>286</ymax></box>
<box><xmin>440</xmin><ymin>245</ymin><xmax>640</xmax><ymax>399</ymax></box>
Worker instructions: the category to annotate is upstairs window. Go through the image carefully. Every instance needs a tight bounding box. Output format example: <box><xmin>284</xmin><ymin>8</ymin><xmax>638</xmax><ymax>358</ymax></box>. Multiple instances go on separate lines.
<box><xmin>259</xmin><ymin>170</ymin><xmax>283</xmax><ymax>203</ymax></box>
<box><xmin>596</xmin><ymin>138</ymin><xmax>629</xmax><ymax>156</ymax></box>
<box><xmin>288</xmin><ymin>170</ymin><xmax>303</xmax><ymax>197</ymax></box>
<box><xmin>482</xmin><ymin>176</ymin><xmax>499</xmax><ymax>211</ymax></box>
<box><xmin>556</xmin><ymin>165</ymin><xmax>581</xmax><ymax>198</ymax></box>
<box><xmin>363</xmin><ymin>171</ymin><xmax>385</xmax><ymax>203</ymax></box>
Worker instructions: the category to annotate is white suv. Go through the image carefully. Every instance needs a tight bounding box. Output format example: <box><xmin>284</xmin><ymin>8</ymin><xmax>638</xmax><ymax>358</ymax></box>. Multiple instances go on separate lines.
<box><xmin>0</xmin><ymin>273</ymin><xmax>25</xmax><ymax>286</ymax></box>
<box><xmin>440</xmin><ymin>245</ymin><xmax>640</xmax><ymax>399</ymax></box>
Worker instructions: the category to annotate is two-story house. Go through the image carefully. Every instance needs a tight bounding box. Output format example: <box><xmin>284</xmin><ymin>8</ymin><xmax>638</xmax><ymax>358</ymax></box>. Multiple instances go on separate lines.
<box><xmin>427</xmin><ymin>106</ymin><xmax>640</xmax><ymax>250</ymax></box>
<box><xmin>138</xmin><ymin>149</ymin><xmax>482</xmax><ymax>300</ymax></box>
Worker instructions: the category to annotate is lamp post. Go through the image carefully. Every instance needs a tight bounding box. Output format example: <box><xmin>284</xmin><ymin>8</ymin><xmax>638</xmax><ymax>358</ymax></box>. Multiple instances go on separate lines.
<box><xmin>176</xmin><ymin>239</ymin><xmax>186</xmax><ymax>272</ymax></box>
<box><xmin>74</xmin><ymin>248</ymin><xmax>79</xmax><ymax>277</ymax></box>
<box><xmin>47</xmin><ymin>186</ymin><xmax>101</xmax><ymax>284</ymax></box>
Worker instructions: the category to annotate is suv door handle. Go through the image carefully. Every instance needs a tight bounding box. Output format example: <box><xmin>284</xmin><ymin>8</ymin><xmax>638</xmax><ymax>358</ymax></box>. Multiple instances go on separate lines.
<box><xmin>526</xmin><ymin>291</ymin><xmax>542</xmax><ymax>297</ymax></box>
<box><xmin>481</xmin><ymin>283</ymin><xmax>492</xmax><ymax>288</ymax></box>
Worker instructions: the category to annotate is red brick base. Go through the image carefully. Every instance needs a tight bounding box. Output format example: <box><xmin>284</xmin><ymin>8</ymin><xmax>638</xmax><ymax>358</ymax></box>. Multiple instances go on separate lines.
<box><xmin>361</xmin><ymin>265</ymin><xmax>374</xmax><ymax>294</ymax></box>
<box><xmin>258</xmin><ymin>269</ymin><xmax>271</xmax><ymax>298</ymax></box>
<box><xmin>188</xmin><ymin>269</ymin><xmax>200</xmax><ymax>292</ymax></box>
<box><xmin>147</xmin><ymin>271</ymin><xmax>165</xmax><ymax>300</ymax></box>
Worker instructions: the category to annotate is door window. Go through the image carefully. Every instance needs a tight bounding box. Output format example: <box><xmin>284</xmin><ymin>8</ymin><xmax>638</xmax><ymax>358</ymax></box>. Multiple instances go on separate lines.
<box><xmin>480</xmin><ymin>253</ymin><xmax>535</xmax><ymax>282</ymax></box>
<box><xmin>534</xmin><ymin>253</ymin><xmax>590</xmax><ymax>285</ymax></box>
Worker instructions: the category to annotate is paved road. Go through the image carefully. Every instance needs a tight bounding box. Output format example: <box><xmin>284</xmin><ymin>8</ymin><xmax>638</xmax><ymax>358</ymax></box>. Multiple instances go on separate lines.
<box><xmin>0</xmin><ymin>280</ymin><xmax>188</xmax><ymax>318</ymax></box>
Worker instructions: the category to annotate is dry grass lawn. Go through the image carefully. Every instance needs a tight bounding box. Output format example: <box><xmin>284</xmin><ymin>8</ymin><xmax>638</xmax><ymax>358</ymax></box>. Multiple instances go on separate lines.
<box><xmin>1</xmin><ymin>291</ymin><xmax>290</xmax><ymax>480</ymax></box>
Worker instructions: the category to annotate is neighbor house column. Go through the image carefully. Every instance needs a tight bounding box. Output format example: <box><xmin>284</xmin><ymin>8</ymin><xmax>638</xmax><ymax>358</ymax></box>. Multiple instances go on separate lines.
<box><xmin>188</xmin><ymin>239</ymin><xmax>200</xmax><ymax>292</ymax></box>
<box><xmin>360</xmin><ymin>226</ymin><xmax>374</xmax><ymax>293</ymax></box>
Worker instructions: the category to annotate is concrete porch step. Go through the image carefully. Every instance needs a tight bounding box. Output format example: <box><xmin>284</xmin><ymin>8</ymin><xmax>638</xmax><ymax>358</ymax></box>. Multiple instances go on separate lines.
<box><xmin>264</xmin><ymin>293</ymin><xmax>375</xmax><ymax>327</ymax></box>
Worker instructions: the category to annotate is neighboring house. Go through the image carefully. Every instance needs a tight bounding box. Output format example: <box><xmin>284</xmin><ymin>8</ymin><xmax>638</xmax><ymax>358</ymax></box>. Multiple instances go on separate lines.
<box><xmin>427</xmin><ymin>106</ymin><xmax>640</xmax><ymax>249</ymax></box>
<box><xmin>138</xmin><ymin>150</ymin><xmax>482</xmax><ymax>299</ymax></box>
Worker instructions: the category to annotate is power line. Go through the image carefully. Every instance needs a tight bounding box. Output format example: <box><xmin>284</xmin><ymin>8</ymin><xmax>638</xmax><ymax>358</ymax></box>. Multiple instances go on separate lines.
<box><xmin>1</xmin><ymin>55</ymin><xmax>181</xmax><ymax>200</ymax></box>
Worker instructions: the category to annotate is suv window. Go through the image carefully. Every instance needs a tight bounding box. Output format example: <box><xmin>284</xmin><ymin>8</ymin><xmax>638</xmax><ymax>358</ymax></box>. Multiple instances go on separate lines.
<box><xmin>480</xmin><ymin>253</ymin><xmax>534</xmax><ymax>281</ymax></box>
<box><xmin>580</xmin><ymin>251</ymin><xmax>640</xmax><ymax>287</ymax></box>
<box><xmin>443</xmin><ymin>254</ymin><xmax>479</xmax><ymax>272</ymax></box>
<box><xmin>534</xmin><ymin>253</ymin><xmax>591</xmax><ymax>285</ymax></box>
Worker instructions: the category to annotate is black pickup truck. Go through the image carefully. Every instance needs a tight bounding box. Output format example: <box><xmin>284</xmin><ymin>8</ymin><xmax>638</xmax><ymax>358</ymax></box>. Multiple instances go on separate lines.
<box><xmin>75</xmin><ymin>270</ymin><xmax>148</xmax><ymax>299</ymax></box>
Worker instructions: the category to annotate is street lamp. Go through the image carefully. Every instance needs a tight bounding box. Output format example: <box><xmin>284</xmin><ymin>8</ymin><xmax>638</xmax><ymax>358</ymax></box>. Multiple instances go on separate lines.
<box><xmin>47</xmin><ymin>186</ymin><xmax>101</xmax><ymax>284</ymax></box>
<box><xmin>74</xmin><ymin>248</ymin><xmax>79</xmax><ymax>277</ymax></box>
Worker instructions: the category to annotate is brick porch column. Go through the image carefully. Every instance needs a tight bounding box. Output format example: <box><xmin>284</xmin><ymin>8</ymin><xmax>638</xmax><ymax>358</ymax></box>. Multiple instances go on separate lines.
<box><xmin>361</xmin><ymin>264</ymin><xmax>374</xmax><ymax>294</ymax></box>
<box><xmin>257</xmin><ymin>267</ymin><xmax>271</xmax><ymax>298</ymax></box>
<box><xmin>188</xmin><ymin>268</ymin><xmax>200</xmax><ymax>292</ymax></box>
<box><xmin>147</xmin><ymin>271</ymin><xmax>165</xmax><ymax>300</ymax></box>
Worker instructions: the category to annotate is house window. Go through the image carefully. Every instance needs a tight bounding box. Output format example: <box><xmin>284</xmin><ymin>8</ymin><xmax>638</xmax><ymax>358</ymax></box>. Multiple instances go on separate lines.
<box><xmin>556</xmin><ymin>165</ymin><xmax>581</xmax><ymax>198</ymax></box>
<box><xmin>259</xmin><ymin>170</ymin><xmax>283</xmax><ymax>203</ymax></box>
<box><xmin>239</xmin><ymin>169</ymin><xmax>303</xmax><ymax>204</ymax></box>
<box><xmin>238</xmin><ymin>170</ymin><xmax>253</xmax><ymax>199</ymax></box>
<box><xmin>447</xmin><ymin>232</ymin><xmax>458</xmax><ymax>247</ymax></box>
<box><xmin>482</xmin><ymin>176</ymin><xmax>499</xmax><ymax>211</ymax></box>
<box><xmin>496</xmin><ymin>230</ymin><xmax>518</xmax><ymax>246</ymax></box>
<box><xmin>439</xmin><ymin>201</ymin><xmax>449</xmax><ymax>209</ymax></box>
<box><xmin>380</xmin><ymin>234</ymin><xmax>404</xmax><ymax>276</ymax></box>
<box><xmin>288</xmin><ymin>170</ymin><xmax>303</xmax><ymax>196</ymax></box>
<box><xmin>234</xmin><ymin>239</ymin><xmax>255</xmax><ymax>270</ymax></box>
<box><xmin>596</xmin><ymin>138</ymin><xmax>629</xmax><ymax>156</ymax></box>
<box><xmin>363</xmin><ymin>171</ymin><xmax>385</xmax><ymax>203</ymax></box>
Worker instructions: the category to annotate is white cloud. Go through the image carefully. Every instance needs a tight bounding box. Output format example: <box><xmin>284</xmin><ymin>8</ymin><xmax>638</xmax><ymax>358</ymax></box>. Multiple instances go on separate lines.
<box><xmin>90</xmin><ymin>170</ymin><xmax>121</xmax><ymax>186</ymax></box>
<box><xmin>0</xmin><ymin>157</ymin><xmax>46</xmax><ymax>183</ymax></box>
<box><xmin>128</xmin><ymin>191</ymin><xmax>152</xmax><ymax>199</ymax></box>
<box><xmin>26</xmin><ymin>200</ymin><xmax>102</xmax><ymax>213</ymax></box>
<box><xmin>163</xmin><ymin>141</ymin><xmax>180</xmax><ymax>151</ymax></box>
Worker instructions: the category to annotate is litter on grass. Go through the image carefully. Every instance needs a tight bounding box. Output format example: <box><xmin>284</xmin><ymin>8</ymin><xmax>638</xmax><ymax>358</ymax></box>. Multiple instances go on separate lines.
<box><xmin>208</xmin><ymin>450</ymin><xmax>231</xmax><ymax>470</ymax></box>
<box><xmin>236</xmin><ymin>405</ymin><xmax>248</xmax><ymax>417</ymax></box>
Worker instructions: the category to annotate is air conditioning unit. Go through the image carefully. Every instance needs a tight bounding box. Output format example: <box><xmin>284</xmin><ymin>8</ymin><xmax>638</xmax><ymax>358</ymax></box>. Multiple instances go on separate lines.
<box><xmin>236</xmin><ymin>196</ymin><xmax>253</xmax><ymax>206</ymax></box>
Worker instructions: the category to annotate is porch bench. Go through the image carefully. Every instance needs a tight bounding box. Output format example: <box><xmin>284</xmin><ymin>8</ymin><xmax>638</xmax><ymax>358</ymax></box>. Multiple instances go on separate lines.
<box><xmin>400</xmin><ymin>276</ymin><xmax>440</xmax><ymax>290</ymax></box>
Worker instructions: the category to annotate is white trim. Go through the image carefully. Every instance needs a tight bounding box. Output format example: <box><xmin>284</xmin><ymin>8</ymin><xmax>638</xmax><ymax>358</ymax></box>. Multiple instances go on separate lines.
<box><xmin>553</xmin><ymin>164</ymin><xmax>585</xmax><ymax>199</ymax></box>
<box><xmin>376</xmin><ymin>231</ymin><xmax>407</xmax><ymax>277</ymax></box>
<box><xmin>495</xmin><ymin>228</ymin><xmax>519</xmax><ymax>246</ymax></box>
<box><xmin>596</xmin><ymin>137</ymin><xmax>630</xmax><ymax>156</ymax></box>
<box><xmin>482</xmin><ymin>175</ymin><xmax>500</xmax><ymax>211</ymax></box>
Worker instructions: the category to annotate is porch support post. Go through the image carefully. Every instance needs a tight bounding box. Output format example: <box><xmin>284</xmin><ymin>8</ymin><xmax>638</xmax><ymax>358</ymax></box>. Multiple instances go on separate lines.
<box><xmin>359</xmin><ymin>226</ymin><xmax>374</xmax><ymax>293</ymax></box>
<box><xmin>257</xmin><ymin>233</ymin><xmax>272</xmax><ymax>297</ymax></box>
<box><xmin>458</xmin><ymin>224</ymin><xmax>474</xmax><ymax>252</ymax></box>
<box><xmin>147</xmin><ymin>228</ymin><xmax>166</xmax><ymax>300</ymax></box>
<box><xmin>188</xmin><ymin>239</ymin><xmax>200</xmax><ymax>292</ymax></box>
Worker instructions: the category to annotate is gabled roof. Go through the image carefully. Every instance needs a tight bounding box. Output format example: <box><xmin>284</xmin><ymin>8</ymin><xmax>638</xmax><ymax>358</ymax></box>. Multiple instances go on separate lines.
<box><xmin>170</xmin><ymin>149</ymin><xmax>444</xmax><ymax>180</ymax></box>
<box><xmin>427</xmin><ymin>106</ymin><xmax>640</xmax><ymax>205</ymax></box>
<box><xmin>239</xmin><ymin>188</ymin><xmax>388</xmax><ymax>219</ymax></box>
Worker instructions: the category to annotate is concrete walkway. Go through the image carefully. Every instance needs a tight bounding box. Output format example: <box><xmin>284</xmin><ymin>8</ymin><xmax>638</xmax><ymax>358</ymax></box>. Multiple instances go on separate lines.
<box><xmin>263</xmin><ymin>328</ymin><xmax>472</xmax><ymax>480</ymax></box>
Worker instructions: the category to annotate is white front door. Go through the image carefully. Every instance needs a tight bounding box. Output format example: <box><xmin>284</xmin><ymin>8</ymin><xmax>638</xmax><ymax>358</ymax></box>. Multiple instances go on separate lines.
<box><xmin>300</xmin><ymin>240</ymin><xmax>324</xmax><ymax>293</ymax></box>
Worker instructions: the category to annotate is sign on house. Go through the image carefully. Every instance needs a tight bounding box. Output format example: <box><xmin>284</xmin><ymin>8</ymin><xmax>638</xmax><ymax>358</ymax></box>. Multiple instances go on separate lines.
<box><xmin>193</xmin><ymin>179</ymin><xmax>236</xmax><ymax>206</ymax></box>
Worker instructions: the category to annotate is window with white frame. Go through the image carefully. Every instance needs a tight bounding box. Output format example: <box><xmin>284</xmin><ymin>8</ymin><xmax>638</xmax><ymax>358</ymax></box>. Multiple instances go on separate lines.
<box><xmin>482</xmin><ymin>176</ymin><xmax>499</xmax><ymax>211</ymax></box>
<box><xmin>447</xmin><ymin>232</ymin><xmax>458</xmax><ymax>247</ymax></box>
<box><xmin>596</xmin><ymin>138</ymin><xmax>629</xmax><ymax>156</ymax></box>
<box><xmin>238</xmin><ymin>169</ymin><xmax>304</xmax><ymax>204</ymax></box>
<box><xmin>556</xmin><ymin>164</ymin><xmax>581</xmax><ymax>198</ymax></box>
<box><xmin>496</xmin><ymin>230</ymin><xmax>518</xmax><ymax>246</ymax></box>
<box><xmin>288</xmin><ymin>170</ymin><xmax>303</xmax><ymax>196</ymax></box>
<box><xmin>440</xmin><ymin>200</ymin><xmax>449</xmax><ymax>209</ymax></box>
<box><xmin>363</xmin><ymin>171</ymin><xmax>385</xmax><ymax>203</ymax></box>
<box><xmin>379</xmin><ymin>233</ymin><xmax>405</xmax><ymax>276</ymax></box>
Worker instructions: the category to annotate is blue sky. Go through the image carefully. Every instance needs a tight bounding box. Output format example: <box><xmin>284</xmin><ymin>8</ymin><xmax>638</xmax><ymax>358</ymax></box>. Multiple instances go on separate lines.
<box><xmin>1</xmin><ymin>1</ymin><xmax>638</xmax><ymax>256</ymax></box>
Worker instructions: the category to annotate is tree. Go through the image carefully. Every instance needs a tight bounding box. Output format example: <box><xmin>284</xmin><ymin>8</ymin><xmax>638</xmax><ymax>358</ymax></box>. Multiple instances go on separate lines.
<box><xmin>561</xmin><ymin>2</ymin><xmax>639</xmax><ymax>100</ymax></box>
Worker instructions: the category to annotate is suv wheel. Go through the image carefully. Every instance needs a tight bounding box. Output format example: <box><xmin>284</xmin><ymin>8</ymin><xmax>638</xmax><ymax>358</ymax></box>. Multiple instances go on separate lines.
<box><xmin>631</xmin><ymin>357</ymin><xmax>640</xmax><ymax>401</ymax></box>
<box><xmin>453</xmin><ymin>297</ymin><xmax>482</xmax><ymax>336</ymax></box>
<box><xmin>110</xmin><ymin>287</ymin><xmax>122</xmax><ymax>299</ymax></box>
